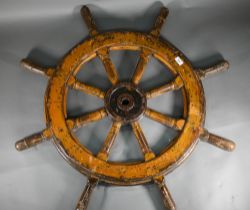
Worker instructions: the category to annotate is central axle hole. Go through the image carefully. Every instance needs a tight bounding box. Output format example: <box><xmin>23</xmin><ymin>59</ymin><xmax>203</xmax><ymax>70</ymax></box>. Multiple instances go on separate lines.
<box><xmin>122</xmin><ymin>98</ymin><xmax>130</xmax><ymax>106</ymax></box>
<box><xmin>105</xmin><ymin>83</ymin><xmax>147</xmax><ymax>122</ymax></box>
<box><xmin>117</xmin><ymin>93</ymin><xmax>135</xmax><ymax>112</ymax></box>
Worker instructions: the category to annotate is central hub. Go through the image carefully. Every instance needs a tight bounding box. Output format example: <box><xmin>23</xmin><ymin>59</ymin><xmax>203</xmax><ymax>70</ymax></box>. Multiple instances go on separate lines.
<box><xmin>105</xmin><ymin>82</ymin><xmax>146</xmax><ymax>123</ymax></box>
<box><xmin>117</xmin><ymin>93</ymin><xmax>134</xmax><ymax>111</ymax></box>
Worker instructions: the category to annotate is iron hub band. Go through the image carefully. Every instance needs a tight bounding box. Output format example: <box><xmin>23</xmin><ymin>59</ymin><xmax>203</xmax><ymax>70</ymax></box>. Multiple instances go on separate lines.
<box><xmin>104</xmin><ymin>82</ymin><xmax>147</xmax><ymax>123</ymax></box>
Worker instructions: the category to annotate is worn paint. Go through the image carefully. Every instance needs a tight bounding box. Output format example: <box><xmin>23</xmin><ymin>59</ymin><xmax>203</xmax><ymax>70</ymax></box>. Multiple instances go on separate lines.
<box><xmin>15</xmin><ymin>5</ymin><xmax>236</xmax><ymax>210</ymax></box>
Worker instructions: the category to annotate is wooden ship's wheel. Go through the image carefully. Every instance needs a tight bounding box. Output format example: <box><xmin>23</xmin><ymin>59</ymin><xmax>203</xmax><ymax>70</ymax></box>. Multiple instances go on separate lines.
<box><xmin>15</xmin><ymin>6</ymin><xmax>236</xmax><ymax>210</ymax></box>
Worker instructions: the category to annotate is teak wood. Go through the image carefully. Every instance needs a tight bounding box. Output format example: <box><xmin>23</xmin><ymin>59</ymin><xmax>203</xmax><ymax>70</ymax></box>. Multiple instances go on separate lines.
<box><xmin>15</xmin><ymin>5</ymin><xmax>236</xmax><ymax>210</ymax></box>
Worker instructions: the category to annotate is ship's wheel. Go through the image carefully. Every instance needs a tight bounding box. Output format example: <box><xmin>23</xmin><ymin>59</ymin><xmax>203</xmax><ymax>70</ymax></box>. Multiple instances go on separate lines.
<box><xmin>15</xmin><ymin>6</ymin><xmax>236</xmax><ymax>210</ymax></box>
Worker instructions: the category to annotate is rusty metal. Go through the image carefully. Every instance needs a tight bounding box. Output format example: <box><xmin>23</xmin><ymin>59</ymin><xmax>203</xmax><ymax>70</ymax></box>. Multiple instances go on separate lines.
<box><xmin>15</xmin><ymin>5</ymin><xmax>236</xmax><ymax>210</ymax></box>
<box><xmin>105</xmin><ymin>82</ymin><xmax>147</xmax><ymax>123</ymax></box>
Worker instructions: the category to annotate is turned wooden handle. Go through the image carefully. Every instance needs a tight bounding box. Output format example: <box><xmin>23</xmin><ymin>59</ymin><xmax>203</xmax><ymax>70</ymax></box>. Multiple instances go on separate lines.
<box><xmin>15</xmin><ymin>133</ymin><xmax>44</xmax><ymax>151</ymax></box>
<box><xmin>155</xmin><ymin>177</ymin><xmax>176</xmax><ymax>210</ymax></box>
<box><xmin>75</xmin><ymin>178</ymin><xmax>98</xmax><ymax>210</ymax></box>
<box><xmin>15</xmin><ymin>129</ymin><xmax>51</xmax><ymax>151</ymax></box>
<box><xmin>160</xmin><ymin>184</ymin><xmax>176</xmax><ymax>210</ymax></box>
<box><xmin>81</xmin><ymin>6</ymin><xmax>98</xmax><ymax>36</ymax></box>
<box><xmin>20</xmin><ymin>59</ymin><xmax>53</xmax><ymax>77</ymax></box>
<box><xmin>196</xmin><ymin>60</ymin><xmax>229</xmax><ymax>79</ymax></box>
<box><xmin>200</xmin><ymin>129</ymin><xmax>236</xmax><ymax>152</ymax></box>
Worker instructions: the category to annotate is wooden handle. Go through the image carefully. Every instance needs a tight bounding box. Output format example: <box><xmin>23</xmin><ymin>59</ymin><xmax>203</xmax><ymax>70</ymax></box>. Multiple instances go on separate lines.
<box><xmin>81</xmin><ymin>6</ymin><xmax>98</xmax><ymax>36</ymax></box>
<box><xmin>196</xmin><ymin>60</ymin><xmax>229</xmax><ymax>79</ymax></box>
<box><xmin>200</xmin><ymin>129</ymin><xmax>236</xmax><ymax>152</ymax></box>
<box><xmin>75</xmin><ymin>178</ymin><xmax>98</xmax><ymax>210</ymax></box>
<box><xmin>20</xmin><ymin>59</ymin><xmax>53</xmax><ymax>77</ymax></box>
<box><xmin>15</xmin><ymin>129</ymin><xmax>51</xmax><ymax>151</ymax></box>
<box><xmin>155</xmin><ymin>177</ymin><xmax>176</xmax><ymax>210</ymax></box>
<box><xmin>150</xmin><ymin>7</ymin><xmax>169</xmax><ymax>37</ymax></box>
<box><xmin>15</xmin><ymin>133</ymin><xmax>44</xmax><ymax>151</ymax></box>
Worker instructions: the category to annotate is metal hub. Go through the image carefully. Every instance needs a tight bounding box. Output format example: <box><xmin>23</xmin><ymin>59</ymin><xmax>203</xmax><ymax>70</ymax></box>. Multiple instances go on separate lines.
<box><xmin>105</xmin><ymin>82</ymin><xmax>146</xmax><ymax>123</ymax></box>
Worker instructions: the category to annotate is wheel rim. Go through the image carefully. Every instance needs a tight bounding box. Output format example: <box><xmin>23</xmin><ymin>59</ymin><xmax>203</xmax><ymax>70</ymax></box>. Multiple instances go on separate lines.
<box><xmin>15</xmin><ymin>6</ymin><xmax>235</xmax><ymax>209</ymax></box>
<box><xmin>45</xmin><ymin>31</ymin><xmax>205</xmax><ymax>185</ymax></box>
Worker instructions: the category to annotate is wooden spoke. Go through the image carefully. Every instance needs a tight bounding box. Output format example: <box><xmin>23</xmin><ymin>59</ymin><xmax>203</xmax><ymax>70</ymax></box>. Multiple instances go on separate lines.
<box><xmin>146</xmin><ymin>76</ymin><xmax>183</xmax><ymax>99</ymax></box>
<box><xmin>81</xmin><ymin>6</ymin><xmax>98</xmax><ymax>36</ymax></box>
<box><xmin>16</xmin><ymin>109</ymin><xmax>107</xmax><ymax>151</ymax></box>
<box><xmin>195</xmin><ymin>60</ymin><xmax>229</xmax><ymax>79</ymax></box>
<box><xmin>81</xmin><ymin>6</ymin><xmax>118</xmax><ymax>85</ymax></box>
<box><xmin>150</xmin><ymin>7</ymin><xmax>169</xmax><ymax>37</ymax></box>
<box><xmin>131</xmin><ymin>48</ymin><xmax>151</xmax><ymax>85</ymax></box>
<box><xmin>131</xmin><ymin>121</ymin><xmax>155</xmax><ymax>161</ymax></box>
<box><xmin>199</xmin><ymin>128</ymin><xmax>236</xmax><ymax>152</ymax></box>
<box><xmin>97</xmin><ymin>122</ymin><xmax>122</xmax><ymax>161</ymax></box>
<box><xmin>20</xmin><ymin>59</ymin><xmax>54</xmax><ymax>77</ymax></box>
<box><xmin>154</xmin><ymin>177</ymin><xmax>176</xmax><ymax>210</ymax></box>
<box><xmin>97</xmin><ymin>48</ymin><xmax>119</xmax><ymax>85</ymax></box>
<box><xmin>68</xmin><ymin>77</ymin><xmax>105</xmax><ymax>99</ymax></box>
<box><xmin>15</xmin><ymin>128</ymin><xmax>52</xmax><ymax>151</ymax></box>
<box><xmin>145</xmin><ymin>108</ymin><xmax>185</xmax><ymax>130</ymax></box>
<box><xmin>75</xmin><ymin>177</ymin><xmax>98</xmax><ymax>210</ymax></box>
<box><xmin>67</xmin><ymin>108</ymin><xmax>108</xmax><ymax>130</ymax></box>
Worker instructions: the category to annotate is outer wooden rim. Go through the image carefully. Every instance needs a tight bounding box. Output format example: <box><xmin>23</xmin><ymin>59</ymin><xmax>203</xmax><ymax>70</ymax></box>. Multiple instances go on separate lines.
<box><xmin>45</xmin><ymin>31</ymin><xmax>205</xmax><ymax>185</ymax></box>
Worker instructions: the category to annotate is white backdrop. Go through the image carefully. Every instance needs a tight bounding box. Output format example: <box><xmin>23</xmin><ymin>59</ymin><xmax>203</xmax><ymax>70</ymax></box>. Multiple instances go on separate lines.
<box><xmin>0</xmin><ymin>0</ymin><xmax>249</xmax><ymax>209</ymax></box>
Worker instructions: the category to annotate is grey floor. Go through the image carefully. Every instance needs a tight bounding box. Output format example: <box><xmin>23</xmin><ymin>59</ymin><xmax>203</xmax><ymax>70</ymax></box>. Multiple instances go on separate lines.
<box><xmin>0</xmin><ymin>0</ymin><xmax>250</xmax><ymax>210</ymax></box>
